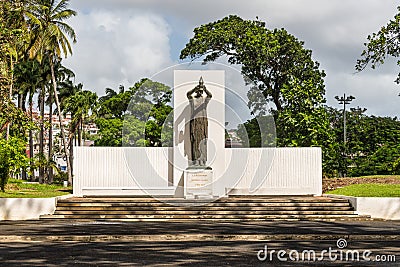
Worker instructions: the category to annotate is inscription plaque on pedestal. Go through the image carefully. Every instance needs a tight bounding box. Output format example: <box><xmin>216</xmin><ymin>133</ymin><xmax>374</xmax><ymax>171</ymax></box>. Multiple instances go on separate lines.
<box><xmin>184</xmin><ymin>170</ymin><xmax>213</xmax><ymax>199</ymax></box>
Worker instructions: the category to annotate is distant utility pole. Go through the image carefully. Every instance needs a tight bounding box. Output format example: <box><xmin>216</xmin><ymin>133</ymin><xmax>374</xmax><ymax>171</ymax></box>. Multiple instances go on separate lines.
<box><xmin>335</xmin><ymin>94</ymin><xmax>355</xmax><ymax>144</ymax></box>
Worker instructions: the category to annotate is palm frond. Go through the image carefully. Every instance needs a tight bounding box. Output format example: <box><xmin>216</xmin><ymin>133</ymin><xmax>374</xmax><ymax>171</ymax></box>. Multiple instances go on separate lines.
<box><xmin>24</xmin><ymin>11</ymin><xmax>43</xmax><ymax>29</ymax></box>
<box><xmin>52</xmin><ymin>9</ymin><xmax>77</xmax><ymax>22</ymax></box>
<box><xmin>56</xmin><ymin>21</ymin><xmax>76</xmax><ymax>42</ymax></box>
<box><xmin>52</xmin><ymin>0</ymin><xmax>69</xmax><ymax>15</ymax></box>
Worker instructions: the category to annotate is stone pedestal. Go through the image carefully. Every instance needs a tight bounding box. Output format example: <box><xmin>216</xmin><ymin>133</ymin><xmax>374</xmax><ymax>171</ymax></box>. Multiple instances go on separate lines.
<box><xmin>184</xmin><ymin>169</ymin><xmax>213</xmax><ymax>199</ymax></box>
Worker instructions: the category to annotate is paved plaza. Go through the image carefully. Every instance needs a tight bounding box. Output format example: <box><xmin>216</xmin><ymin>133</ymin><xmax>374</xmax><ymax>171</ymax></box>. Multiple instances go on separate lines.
<box><xmin>0</xmin><ymin>220</ymin><xmax>398</xmax><ymax>266</ymax></box>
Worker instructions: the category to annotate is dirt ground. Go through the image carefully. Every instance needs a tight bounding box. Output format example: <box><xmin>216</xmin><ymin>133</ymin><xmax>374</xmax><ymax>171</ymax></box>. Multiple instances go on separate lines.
<box><xmin>322</xmin><ymin>176</ymin><xmax>400</xmax><ymax>193</ymax></box>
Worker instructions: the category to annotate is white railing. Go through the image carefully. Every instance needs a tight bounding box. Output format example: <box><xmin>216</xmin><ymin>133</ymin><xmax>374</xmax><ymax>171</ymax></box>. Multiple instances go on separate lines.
<box><xmin>73</xmin><ymin>147</ymin><xmax>322</xmax><ymax>196</ymax></box>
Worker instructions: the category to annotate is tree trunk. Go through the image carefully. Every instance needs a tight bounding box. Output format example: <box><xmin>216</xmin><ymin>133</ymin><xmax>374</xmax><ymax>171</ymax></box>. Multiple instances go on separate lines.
<box><xmin>39</xmin><ymin>87</ymin><xmax>45</xmax><ymax>184</ymax></box>
<box><xmin>50</xmin><ymin>59</ymin><xmax>72</xmax><ymax>185</ymax></box>
<box><xmin>67</xmin><ymin>118</ymin><xmax>81</xmax><ymax>177</ymax></box>
<box><xmin>18</xmin><ymin>93</ymin><xmax>23</xmax><ymax>109</ymax></box>
<box><xmin>48</xmin><ymin>90</ymin><xmax>53</xmax><ymax>184</ymax></box>
<box><xmin>78</xmin><ymin>117</ymin><xmax>82</xmax><ymax>146</ymax></box>
<box><xmin>19</xmin><ymin>94</ymin><xmax>28</xmax><ymax>180</ymax></box>
<box><xmin>69</xmin><ymin>135</ymin><xmax>74</xmax><ymax>177</ymax></box>
<box><xmin>29</xmin><ymin>93</ymin><xmax>34</xmax><ymax>181</ymax></box>
<box><xmin>21</xmin><ymin>93</ymin><xmax>27</xmax><ymax>112</ymax></box>
<box><xmin>6</xmin><ymin>58</ymin><xmax>14</xmax><ymax>141</ymax></box>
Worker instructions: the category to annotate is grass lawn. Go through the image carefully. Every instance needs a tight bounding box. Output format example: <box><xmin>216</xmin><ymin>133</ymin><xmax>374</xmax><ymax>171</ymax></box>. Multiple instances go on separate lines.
<box><xmin>0</xmin><ymin>179</ymin><xmax>72</xmax><ymax>198</ymax></box>
<box><xmin>323</xmin><ymin>175</ymin><xmax>400</xmax><ymax>197</ymax></box>
<box><xmin>326</xmin><ymin>183</ymin><xmax>400</xmax><ymax>197</ymax></box>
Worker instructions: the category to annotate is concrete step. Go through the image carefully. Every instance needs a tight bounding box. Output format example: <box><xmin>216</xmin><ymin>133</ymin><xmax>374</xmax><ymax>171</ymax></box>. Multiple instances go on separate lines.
<box><xmin>55</xmin><ymin>206</ymin><xmax>353</xmax><ymax>211</ymax></box>
<box><xmin>40</xmin><ymin>214</ymin><xmax>371</xmax><ymax>221</ymax></box>
<box><xmin>57</xmin><ymin>201</ymin><xmax>349</xmax><ymax>207</ymax></box>
<box><xmin>54</xmin><ymin>210</ymin><xmax>356</xmax><ymax>215</ymax></box>
<box><xmin>58</xmin><ymin>197</ymin><xmax>349</xmax><ymax>203</ymax></box>
<box><xmin>41</xmin><ymin>196</ymin><xmax>369</xmax><ymax>222</ymax></box>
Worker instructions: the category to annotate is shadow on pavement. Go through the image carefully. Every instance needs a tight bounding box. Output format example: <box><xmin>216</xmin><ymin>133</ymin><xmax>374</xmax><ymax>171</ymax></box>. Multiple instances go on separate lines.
<box><xmin>0</xmin><ymin>240</ymin><xmax>398</xmax><ymax>266</ymax></box>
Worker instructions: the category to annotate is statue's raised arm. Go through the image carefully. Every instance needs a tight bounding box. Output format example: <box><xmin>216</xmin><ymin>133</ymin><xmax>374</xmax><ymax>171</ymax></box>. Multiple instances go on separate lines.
<box><xmin>186</xmin><ymin>76</ymin><xmax>211</xmax><ymax>100</ymax></box>
<box><xmin>203</xmin><ymin>81</ymin><xmax>212</xmax><ymax>99</ymax></box>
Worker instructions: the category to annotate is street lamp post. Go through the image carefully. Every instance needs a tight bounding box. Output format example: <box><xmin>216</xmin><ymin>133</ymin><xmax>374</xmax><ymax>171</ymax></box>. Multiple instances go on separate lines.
<box><xmin>335</xmin><ymin>94</ymin><xmax>355</xmax><ymax>177</ymax></box>
<box><xmin>335</xmin><ymin>94</ymin><xmax>355</xmax><ymax>144</ymax></box>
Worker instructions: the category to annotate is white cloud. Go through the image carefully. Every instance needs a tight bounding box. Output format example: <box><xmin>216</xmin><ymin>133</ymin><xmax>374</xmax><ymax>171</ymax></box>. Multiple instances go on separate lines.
<box><xmin>64</xmin><ymin>0</ymin><xmax>400</xmax><ymax>117</ymax></box>
<box><xmin>63</xmin><ymin>9</ymin><xmax>172</xmax><ymax>95</ymax></box>
<box><xmin>120</xmin><ymin>15</ymin><xmax>171</xmax><ymax>80</ymax></box>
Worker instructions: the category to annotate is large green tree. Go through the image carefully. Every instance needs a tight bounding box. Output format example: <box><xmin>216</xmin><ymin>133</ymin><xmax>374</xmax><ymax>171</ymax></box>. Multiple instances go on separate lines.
<box><xmin>356</xmin><ymin>6</ymin><xmax>400</xmax><ymax>85</ymax></box>
<box><xmin>95</xmin><ymin>79</ymin><xmax>173</xmax><ymax>147</ymax></box>
<box><xmin>127</xmin><ymin>79</ymin><xmax>172</xmax><ymax>147</ymax></box>
<box><xmin>180</xmin><ymin>15</ymin><xmax>335</xmax><ymax>172</ymax></box>
<box><xmin>180</xmin><ymin>16</ymin><xmax>328</xmax><ymax>134</ymax></box>
<box><xmin>95</xmin><ymin>85</ymin><xmax>132</xmax><ymax>146</ymax></box>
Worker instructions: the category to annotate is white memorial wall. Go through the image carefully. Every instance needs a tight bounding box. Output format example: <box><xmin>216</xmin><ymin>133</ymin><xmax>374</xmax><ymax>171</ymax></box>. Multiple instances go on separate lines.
<box><xmin>73</xmin><ymin>70</ymin><xmax>323</xmax><ymax>197</ymax></box>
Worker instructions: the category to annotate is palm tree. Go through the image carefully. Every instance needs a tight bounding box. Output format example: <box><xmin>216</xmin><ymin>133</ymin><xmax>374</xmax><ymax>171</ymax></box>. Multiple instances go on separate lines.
<box><xmin>63</xmin><ymin>89</ymin><xmax>97</xmax><ymax>175</ymax></box>
<box><xmin>64</xmin><ymin>89</ymin><xmax>97</xmax><ymax>146</ymax></box>
<box><xmin>25</xmin><ymin>0</ymin><xmax>77</xmax><ymax>184</ymax></box>
<box><xmin>56</xmin><ymin>81</ymin><xmax>82</xmax><ymax>175</ymax></box>
<box><xmin>14</xmin><ymin>59</ymin><xmax>43</xmax><ymax>181</ymax></box>
<box><xmin>46</xmin><ymin>60</ymin><xmax>75</xmax><ymax>183</ymax></box>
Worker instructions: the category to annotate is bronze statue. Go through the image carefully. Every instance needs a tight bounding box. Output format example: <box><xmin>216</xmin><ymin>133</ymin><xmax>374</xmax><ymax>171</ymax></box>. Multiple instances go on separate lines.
<box><xmin>186</xmin><ymin>77</ymin><xmax>212</xmax><ymax>168</ymax></box>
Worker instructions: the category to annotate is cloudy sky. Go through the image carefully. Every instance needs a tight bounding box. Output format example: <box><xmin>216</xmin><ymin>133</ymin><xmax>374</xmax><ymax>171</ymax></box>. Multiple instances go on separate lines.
<box><xmin>63</xmin><ymin>0</ymin><xmax>400</xmax><ymax>117</ymax></box>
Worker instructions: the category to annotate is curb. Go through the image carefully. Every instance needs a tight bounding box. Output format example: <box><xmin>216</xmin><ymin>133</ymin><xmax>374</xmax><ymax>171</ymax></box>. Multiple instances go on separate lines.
<box><xmin>0</xmin><ymin>234</ymin><xmax>399</xmax><ymax>242</ymax></box>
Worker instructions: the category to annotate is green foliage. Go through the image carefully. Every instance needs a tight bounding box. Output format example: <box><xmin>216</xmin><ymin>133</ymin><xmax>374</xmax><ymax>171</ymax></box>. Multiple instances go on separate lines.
<box><xmin>63</xmin><ymin>89</ymin><xmax>98</xmax><ymax>138</ymax></box>
<box><xmin>52</xmin><ymin>171</ymin><xmax>68</xmax><ymax>184</ymax></box>
<box><xmin>128</xmin><ymin>79</ymin><xmax>173</xmax><ymax>147</ymax></box>
<box><xmin>97</xmin><ymin>85</ymin><xmax>131</xmax><ymax>119</ymax></box>
<box><xmin>143</xmin><ymin>103</ymin><xmax>173</xmax><ymax>147</ymax></box>
<box><xmin>0</xmin><ymin>137</ymin><xmax>29</xmax><ymax>191</ymax></box>
<box><xmin>96</xmin><ymin>79</ymin><xmax>173</xmax><ymax>147</ymax></box>
<box><xmin>326</xmin><ymin>183</ymin><xmax>400</xmax><ymax>197</ymax></box>
<box><xmin>0</xmin><ymin>0</ymin><xmax>28</xmax><ymax>110</ymax></box>
<box><xmin>121</xmin><ymin>115</ymin><xmax>146</xmax><ymax>146</ymax></box>
<box><xmin>237</xmin><ymin>115</ymin><xmax>276</xmax><ymax>147</ymax></box>
<box><xmin>180</xmin><ymin>15</ymin><xmax>326</xmax><ymax>112</ymax></box>
<box><xmin>0</xmin><ymin>100</ymin><xmax>31</xmax><ymax>138</ymax></box>
<box><xmin>180</xmin><ymin>15</ymin><xmax>334</xmax><ymax>172</ymax></box>
<box><xmin>0</xmin><ymin>1</ymin><xmax>27</xmax><ymax>64</ymax></box>
<box><xmin>327</xmin><ymin>107</ymin><xmax>400</xmax><ymax>177</ymax></box>
<box><xmin>25</xmin><ymin>0</ymin><xmax>77</xmax><ymax>61</ymax></box>
<box><xmin>356</xmin><ymin>6</ymin><xmax>400</xmax><ymax>84</ymax></box>
<box><xmin>94</xmin><ymin>118</ymin><xmax>124</xmax><ymax>147</ymax></box>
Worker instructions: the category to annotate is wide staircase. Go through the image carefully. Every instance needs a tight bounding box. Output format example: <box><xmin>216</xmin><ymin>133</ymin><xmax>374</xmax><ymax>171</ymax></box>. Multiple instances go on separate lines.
<box><xmin>40</xmin><ymin>196</ymin><xmax>370</xmax><ymax>221</ymax></box>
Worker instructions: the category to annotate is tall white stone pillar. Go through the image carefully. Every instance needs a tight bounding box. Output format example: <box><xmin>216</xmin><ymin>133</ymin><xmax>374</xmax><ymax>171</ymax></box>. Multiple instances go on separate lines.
<box><xmin>173</xmin><ymin>70</ymin><xmax>225</xmax><ymax>197</ymax></box>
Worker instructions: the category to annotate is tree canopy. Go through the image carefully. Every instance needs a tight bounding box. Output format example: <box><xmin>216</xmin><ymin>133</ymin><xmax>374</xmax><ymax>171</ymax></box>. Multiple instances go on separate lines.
<box><xmin>180</xmin><ymin>15</ymin><xmax>326</xmax><ymax>113</ymax></box>
<box><xmin>94</xmin><ymin>79</ymin><xmax>173</xmax><ymax>147</ymax></box>
<box><xmin>180</xmin><ymin>15</ymin><xmax>335</xmax><ymax>172</ymax></box>
<box><xmin>327</xmin><ymin>107</ymin><xmax>400</xmax><ymax>176</ymax></box>
<box><xmin>356</xmin><ymin>6</ymin><xmax>400</xmax><ymax>85</ymax></box>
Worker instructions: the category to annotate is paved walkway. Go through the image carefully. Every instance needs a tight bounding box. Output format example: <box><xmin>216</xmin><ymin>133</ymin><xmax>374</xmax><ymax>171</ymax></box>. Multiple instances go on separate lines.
<box><xmin>0</xmin><ymin>220</ymin><xmax>398</xmax><ymax>266</ymax></box>
<box><xmin>0</xmin><ymin>220</ymin><xmax>399</xmax><ymax>241</ymax></box>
